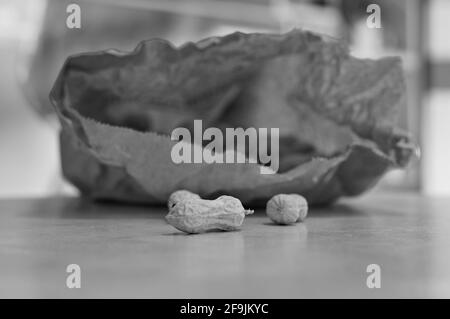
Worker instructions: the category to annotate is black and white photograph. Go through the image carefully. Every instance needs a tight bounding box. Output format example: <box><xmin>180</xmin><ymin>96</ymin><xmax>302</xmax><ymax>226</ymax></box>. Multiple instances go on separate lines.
<box><xmin>0</xmin><ymin>0</ymin><xmax>449</xmax><ymax>306</ymax></box>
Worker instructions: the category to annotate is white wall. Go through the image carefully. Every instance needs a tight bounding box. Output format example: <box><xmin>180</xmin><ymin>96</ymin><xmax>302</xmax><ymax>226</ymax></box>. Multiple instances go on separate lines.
<box><xmin>422</xmin><ymin>0</ymin><xmax>450</xmax><ymax>195</ymax></box>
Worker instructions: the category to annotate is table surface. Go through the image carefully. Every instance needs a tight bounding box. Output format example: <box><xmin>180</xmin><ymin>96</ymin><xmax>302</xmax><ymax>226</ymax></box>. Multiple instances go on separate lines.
<box><xmin>0</xmin><ymin>191</ymin><xmax>449</xmax><ymax>298</ymax></box>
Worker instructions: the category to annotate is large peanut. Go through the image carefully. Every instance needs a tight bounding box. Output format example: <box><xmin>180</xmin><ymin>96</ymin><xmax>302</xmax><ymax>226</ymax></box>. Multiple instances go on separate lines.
<box><xmin>166</xmin><ymin>195</ymin><xmax>253</xmax><ymax>234</ymax></box>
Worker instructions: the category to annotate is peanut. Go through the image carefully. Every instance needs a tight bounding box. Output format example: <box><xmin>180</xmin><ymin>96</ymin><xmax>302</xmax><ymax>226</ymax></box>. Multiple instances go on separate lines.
<box><xmin>167</xmin><ymin>190</ymin><xmax>200</xmax><ymax>209</ymax></box>
<box><xmin>266</xmin><ymin>194</ymin><xmax>308</xmax><ymax>225</ymax></box>
<box><xmin>166</xmin><ymin>194</ymin><xmax>253</xmax><ymax>234</ymax></box>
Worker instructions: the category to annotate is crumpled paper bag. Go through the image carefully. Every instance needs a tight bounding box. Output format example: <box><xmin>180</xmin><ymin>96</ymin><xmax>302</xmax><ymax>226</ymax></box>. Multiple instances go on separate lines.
<box><xmin>50</xmin><ymin>29</ymin><xmax>416</xmax><ymax>206</ymax></box>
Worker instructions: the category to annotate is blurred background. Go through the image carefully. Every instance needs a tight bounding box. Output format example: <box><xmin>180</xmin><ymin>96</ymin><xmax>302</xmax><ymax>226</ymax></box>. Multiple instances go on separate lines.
<box><xmin>0</xmin><ymin>0</ymin><xmax>448</xmax><ymax>198</ymax></box>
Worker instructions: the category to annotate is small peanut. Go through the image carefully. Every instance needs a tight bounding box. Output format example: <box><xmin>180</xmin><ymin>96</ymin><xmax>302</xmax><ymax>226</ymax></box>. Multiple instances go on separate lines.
<box><xmin>166</xmin><ymin>194</ymin><xmax>253</xmax><ymax>234</ymax></box>
<box><xmin>167</xmin><ymin>190</ymin><xmax>200</xmax><ymax>209</ymax></box>
<box><xmin>266</xmin><ymin>194</ymin><xmax>308</xmax><ymax>225</ymax></box>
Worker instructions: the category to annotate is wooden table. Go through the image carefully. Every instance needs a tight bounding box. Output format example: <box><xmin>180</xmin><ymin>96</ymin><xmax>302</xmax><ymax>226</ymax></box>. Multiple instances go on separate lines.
<box><xmin>0</xmin><ymin>191</ymin><xmax>449</xmax><ymax>298</ymax></box>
